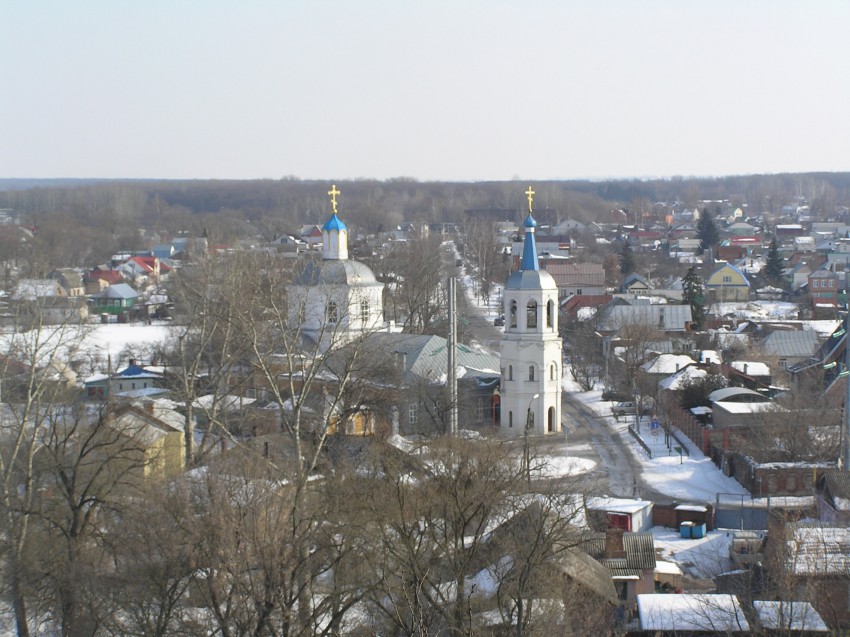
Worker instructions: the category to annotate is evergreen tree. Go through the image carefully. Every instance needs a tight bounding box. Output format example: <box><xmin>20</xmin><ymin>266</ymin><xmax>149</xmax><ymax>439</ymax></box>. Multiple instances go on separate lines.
<box><xmin>619</xmin><ymin>239</ymin><xmax>634</xmax><ymax>277</ymax></box>
<box><xmin>682</xmin><ymin>266</ymin><xmax>705</xmax><ymax>329</ymax></box>
<box><xmin>765</xmin><ymin>236</ymin><xmax>785</xmax><ymax>286</ymax></box>
<box><xmin>697</xmin><ymin>208</ymin><xmax>720</xmax><ymax>255</ymax></box>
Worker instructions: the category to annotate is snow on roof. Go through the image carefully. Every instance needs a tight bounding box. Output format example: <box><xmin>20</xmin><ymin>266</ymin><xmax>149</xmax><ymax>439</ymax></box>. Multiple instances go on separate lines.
<box><xmin>638</xmin><ymin>593</ymin><xmax>749</xmax><ymax>632</ymax></box>
<box><xmin>641</xmin><ymin>354</ymin><xmax>696</xmax><ymax>375</ymax></box>
<box><xmin>709</xmin><ymin>387</ymin><xmax>767</xmax><ymax>402</ymax></box>
<box><xmin>659</xmin><ymin>366</ymin><xmax>707</xmax><ymax>391</ymax></box>
<box><xmin>700</xmin><ymin>350</ymin><xmax>721</xmax><ymax>364</ymax></box>
<box><xmin>787</xmin><ymin>524</ymin><xmax>850</xmax><ymax>576</ymax></box>
<box><xmin>675</xmin><ymin>504</ymin><xmax>708</xmax><ymax>512</ymax></box>
<box><xmin>654</xmin><ymin>560</ymin><xmax>684</xmax><ymax>576</ymax></box>
<box><xmin>752</xmin><ymin>601</ymin><xmax>829</xmax><ymax>632</ymax></box>
<box><xmin>714</xmin><ymin>401</ymin><xmax>776</xmax><ymax>415</ymax></box>
<box><xmin>730</xmin><ymin>361</ymin><xmax>770</xmax><ymax>377</ymax></box>
<box><xmin>586</xmin><ymin>496</ymin><xmax>652</xmax><ymax>514</ymax></box>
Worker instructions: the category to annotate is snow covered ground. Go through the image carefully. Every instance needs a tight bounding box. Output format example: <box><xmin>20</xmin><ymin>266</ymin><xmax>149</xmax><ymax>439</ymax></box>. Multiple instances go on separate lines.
<box><xmin>562</xmin><ymin>374</ymin><xmax>749</xmax><ymax>504</ymax></box>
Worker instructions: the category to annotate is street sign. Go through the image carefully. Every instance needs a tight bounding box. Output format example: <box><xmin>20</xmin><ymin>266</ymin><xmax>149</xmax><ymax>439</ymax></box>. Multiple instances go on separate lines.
<box><xmin>651</xmin><ymin>418</ymin><xmax>660</xmax><ymax>430</ymax></box>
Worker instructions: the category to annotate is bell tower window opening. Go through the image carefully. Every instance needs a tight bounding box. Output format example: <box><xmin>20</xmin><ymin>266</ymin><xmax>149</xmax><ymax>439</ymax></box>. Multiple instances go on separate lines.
<box><xmin>510</xmin><ymin>300</ymin><xmax>517</xmax><ymax>328</ymax></box>
<box><xmin>527</xmin><ymin>300</ymin><xmax>537</xmax><ymax>328</ymax></box>
<box><xmin>550</xmin><ymin>364</ymin><xmax>556</xmax><ymax>381</ymax></box>
<box><xmin>508</xmin><ymin>365</ymin><xmax>513</xmax><ymax>381</ymax></box>
<box><xmin>326</xmin><ymin>301</ymin><xmax>339</xmax><ymax>324</ymax></box>
<box><xmin>546</xmin><ymin>300</ymin><xmax>554</xmax><ymax>329</ymax></box>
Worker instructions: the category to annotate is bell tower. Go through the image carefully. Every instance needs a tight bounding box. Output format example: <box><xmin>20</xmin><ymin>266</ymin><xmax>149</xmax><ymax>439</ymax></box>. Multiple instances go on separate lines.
<box><xmin>499</xmin><ymin>186</ymin><xmax>562</xmax><ymax>436</ymax></box>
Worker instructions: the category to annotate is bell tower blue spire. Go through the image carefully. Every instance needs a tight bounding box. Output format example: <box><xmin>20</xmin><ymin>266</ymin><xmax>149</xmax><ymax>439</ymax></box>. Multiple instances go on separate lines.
<box><xmin>520</xmin><ymin>214</ymin><xmax>539</xmax><ymax>271</ymax></box>
<box><xmin>520</xmin><ymin>185</ymin><xmax>539</xmax><ymax>271</ymax></box>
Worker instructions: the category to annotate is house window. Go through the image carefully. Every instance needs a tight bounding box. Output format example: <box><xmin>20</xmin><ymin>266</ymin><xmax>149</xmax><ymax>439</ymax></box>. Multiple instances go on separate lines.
<box><xmin>360</xmin><ymin>299</ymin><xmax>369</xmax><ymax>323</ymax></box>
<box><xmin>408</xmin><ymin>403</ymin><xmax>417</xmax><ymax>424</ymax></box>
<box><xmin>508</xmin><ymin>365</ymin><xmax>513</xmax><ymax>381</ymax></box>
<box><xmin>527</xmin><ymin>301</ymin><xmax>537</xmax><ymax>328</ymax></box>
<box><xmin>723</xmin><ymin>275</ymin><xmax>732</xmax><ymax>283</ymax></box>
<box><xmin>131</xmin><ymin>382</ymin><xmax>136</xmax><ymax>390</ymax></box>
<box><xmin>119</xmin><ymin>383</ymin><xmax>123</xmax><ymax>391</ymax></box>
<box><xmin>475</xmin><ymin>399</ymin><xmax>483</xmax><ymax>422</ymax></box>
<box><xmin>246</xmin><ymin>388</ymin><xmax>256</xmax><ymax>399</ymax></box>
<box><xmin>528</xmin><ymin>366</ymin><xmax>535</xmax><ymax>382</ymax></box>
<box><xmin>546</xmin><ymin>300</ymin><xmax>554</xmax><ymax>329</ymax></box>
<box><xmin>510</xmin><ymin>300</ymin><xmax>517</xmax><ymax>328</ymax></box>
<box><xmin>786</xmin><ymin>475</ymin><xmax>797</xmax><ymax>492</ymax></box>
<box><xmin>326</xmin><ymin>301</ymin><xmax>338</xmax><ymax>323</ymax></box>
<box><xmin>577</xmin><ymin>288</ymin><xmax>583</xmax><ymax>296</ymax></box>
<box><xmin>813</xmin><ymin>279</ymin><xmax>819</xmax><ymax>288</ymax></box>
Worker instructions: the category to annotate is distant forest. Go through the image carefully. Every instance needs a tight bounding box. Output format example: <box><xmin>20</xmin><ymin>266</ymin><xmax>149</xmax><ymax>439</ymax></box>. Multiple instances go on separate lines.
<box><xmin>2</xmin><ymin>172</ymin><xmax>849</xmax><ymax>246</ymax></box>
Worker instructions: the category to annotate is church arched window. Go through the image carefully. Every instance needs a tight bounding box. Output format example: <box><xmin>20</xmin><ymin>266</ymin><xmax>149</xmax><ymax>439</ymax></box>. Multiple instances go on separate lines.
<box><xmin>360</xmin><ymin>299</ymin><xmax>369</xmax><ymax>324</ymax></box>
<box><xmin>546</xmin><ymin>300</ymin><xmax>554</xmax><ymax>329</ymax></box>
<box><xmin>550</xmin><ymin>363</ymin><xmax>556</xmax><ymax>380</ymax></box>
<box><xmin>510</xmin><ymin>300</ymin><xmax>517</xmax><ymax>328</ymax></box>
<box><xmin>508</xmin><ymin>365</ymin><xmax>513</xmax><ymax>381</ymax></box>
<box><xmin>527</xmin><ymin>300</ymin><xmax>537</xmax><ymax>328</ymax></box>
<box><xmin>326</xmin><ymin>301</ymin><xmax>338</xmax><ymax>323</ymax></box>
<box><xmin>528</xmin><ymin>366</ymin><xmax>535</xmax><ymax>382</ymax></box>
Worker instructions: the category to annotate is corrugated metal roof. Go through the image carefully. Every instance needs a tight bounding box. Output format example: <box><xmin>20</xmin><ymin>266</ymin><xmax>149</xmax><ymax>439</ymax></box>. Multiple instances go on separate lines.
<box><xmin>761</xmin><ymin>330</ymin><xmax>820</xmax><ymax>358</ymax></box>
<box><xmin>598</xmin><ymin>304</ymin><xmax>692</xmax><ymax>332</ymax></box>
<box><xmin>579</xmin><ymin>531</ymin><xmax>656</xmax><ymax>570</ymax></box>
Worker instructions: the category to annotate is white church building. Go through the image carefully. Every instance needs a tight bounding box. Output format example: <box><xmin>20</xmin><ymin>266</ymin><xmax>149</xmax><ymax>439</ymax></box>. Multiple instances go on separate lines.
<box><xmin>499</xmin><ymin>189</ymin><xmax>563</xmax><ymax>436</ymax></box>
<box><xmin>287</xmin><ymin>186</ymin><xmax>401</xmax><ymax>351</ymax></box>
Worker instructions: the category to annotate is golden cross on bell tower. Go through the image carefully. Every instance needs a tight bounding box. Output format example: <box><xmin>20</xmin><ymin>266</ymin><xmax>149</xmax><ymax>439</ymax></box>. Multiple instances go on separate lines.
<box><xmin>525</xmin><ymin>186</ymin><xmax>535</xmax><ymax>214</ymax></box>
<box><xmin>328</xmin><ymin>184</ymin><xmax>341</xmax><ymax>215</ymax></box>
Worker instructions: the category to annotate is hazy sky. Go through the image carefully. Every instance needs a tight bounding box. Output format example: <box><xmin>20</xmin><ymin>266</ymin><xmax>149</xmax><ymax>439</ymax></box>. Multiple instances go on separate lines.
<box><xmin>2</xmin><ymin>1</ymin><xmax>848</xmax><ymax>181</ymax></box>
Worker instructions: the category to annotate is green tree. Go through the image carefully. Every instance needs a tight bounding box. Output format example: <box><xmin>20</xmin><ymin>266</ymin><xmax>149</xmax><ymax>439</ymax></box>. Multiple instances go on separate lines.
<box><xmin>682</xmin><ymin>266</ymin><xmax>705</xmax><ymax>329</ymax></box>
<box><xmin>765</xmin><ymin>237</ymin><xmax>785</xmax><ymax>287</ymax></box>
<box><xmin>697</xmin><ymin>208</ymin><xmax>720</xmax><ymax>255</ymax></box>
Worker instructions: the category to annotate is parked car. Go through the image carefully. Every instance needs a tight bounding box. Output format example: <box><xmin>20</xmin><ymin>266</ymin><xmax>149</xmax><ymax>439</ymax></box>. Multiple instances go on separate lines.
<box><xmin>494</xmin><ymin>315</ymin><xmax>505</xmax><ymax>326</ymax></box>
<box><xmin>612</xmin><ymin>399</ymin><xmax>655</xmax><ymax>418</ymax></box>
<box><xmin>612</xmin><ymin>401</ymin><xmax>637</xmax><ymax>417</ymax></box>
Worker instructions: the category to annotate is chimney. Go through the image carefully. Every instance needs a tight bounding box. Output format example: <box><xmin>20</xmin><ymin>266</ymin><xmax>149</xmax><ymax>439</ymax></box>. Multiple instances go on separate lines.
<box><xmin>143</xmin><ymin>400</ymin><xmax>155</xmax><ymax>415</ymax></box>
<box><xmin>605</xmin><ymin>527</ymin><xmax>627</xmax><ymax>559</ymax></box>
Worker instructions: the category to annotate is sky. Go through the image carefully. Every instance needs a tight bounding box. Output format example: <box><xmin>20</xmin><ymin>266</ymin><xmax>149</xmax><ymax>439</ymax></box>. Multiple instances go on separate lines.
<box><xmin>2</xmin><ymin>1</ymin><xmax>848</xmax><ymax>182</ymax></box>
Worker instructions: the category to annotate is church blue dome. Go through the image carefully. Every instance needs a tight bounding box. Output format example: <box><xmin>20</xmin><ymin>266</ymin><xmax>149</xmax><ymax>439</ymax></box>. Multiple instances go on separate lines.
<box><xmin>523</xmin><ymin>214</ymin><xmax>537</xmax><ymax>228</ymax></box>
<box><xmin>322</xmin><ymin>213</ymin><xmax>348</xmax><ymax>232</ymax></box>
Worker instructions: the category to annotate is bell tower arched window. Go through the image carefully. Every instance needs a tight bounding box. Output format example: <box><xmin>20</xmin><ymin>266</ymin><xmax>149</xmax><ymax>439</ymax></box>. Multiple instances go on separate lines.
<box><xmin>326</xmin><ymin>301</ymin><xmax>338</xmax><ymax>323</ymax></box>
<box><xmin>550</xmin><ymin>363</ymin><xmax>556</xmax><ymax>380</ymax></box>
<box><xmin>528</xmin><ymin>366</ymin><xmax>535</xmax><ymax>382</ymax></box>
<box><xmin>546</xmin><ymin>300</ymin><xmax>554</xmax><ymax>329</ymax></box>
<box><xmin>510</xmin><ymin>300</ymin><xmax>517</xmax><ymax>328</ymax></box>
<box><xmin>527</xmin><ymin>300</ymin><xmax>537</xmax><ymax>328</ymax></box>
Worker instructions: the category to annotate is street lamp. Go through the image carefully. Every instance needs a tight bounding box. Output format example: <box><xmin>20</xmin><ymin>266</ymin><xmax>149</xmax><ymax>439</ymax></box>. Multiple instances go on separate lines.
<box><xmin>523</xmin><ymin>393</ymin><xmax>540</xmax><ymax>486</ymax></box>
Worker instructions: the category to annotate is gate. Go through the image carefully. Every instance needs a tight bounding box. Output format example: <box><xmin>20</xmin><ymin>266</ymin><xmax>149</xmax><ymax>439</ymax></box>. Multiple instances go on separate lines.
<box><xmin>714</xmin><ymin>493</ymin><xmax>770</xmax><ymax>530</ymax></box>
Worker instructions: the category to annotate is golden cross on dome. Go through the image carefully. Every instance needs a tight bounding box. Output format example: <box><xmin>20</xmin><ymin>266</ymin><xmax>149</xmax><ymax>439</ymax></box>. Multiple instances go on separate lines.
<box><xmin>328</xmin><ymin>184</ymin><xmax>341</xmax><ymax>214</ymax></box>
<box><xmin>525</xmin><ymin>186</ymin><xmax>535</xmax><ymax>213</ymax></box>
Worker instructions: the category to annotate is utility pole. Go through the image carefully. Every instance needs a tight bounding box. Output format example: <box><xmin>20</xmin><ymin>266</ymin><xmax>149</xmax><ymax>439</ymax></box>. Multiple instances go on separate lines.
<box><xmin>447</xmin><ymin>276</ymin><xmax>458</xmax><ymax>436</ymax></box>
<box><xmin>843</xmin><ymin>313</ymin><xmax>850</xmax><ymax>471</ymax></box>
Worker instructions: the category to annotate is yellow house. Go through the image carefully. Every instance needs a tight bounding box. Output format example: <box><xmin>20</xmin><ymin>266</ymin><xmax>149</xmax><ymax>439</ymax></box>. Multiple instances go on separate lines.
<box><xmin>705</xmin><ymin>263</ymin><xmax>750</xmax><ymax>302</ymax></box>
<box><xmin>103</xmin><ymin>402</ymin><xmax>185</xmax><ymax>488</ymax></box>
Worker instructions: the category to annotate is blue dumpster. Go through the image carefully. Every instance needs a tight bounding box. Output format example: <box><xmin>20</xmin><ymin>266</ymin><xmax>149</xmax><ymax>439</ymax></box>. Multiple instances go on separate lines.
<box><xmin>680</xmin><ymin>521</ymin><xmax>694</xmax><ymax>539</ymax></box>
<box><xmin>691</xmin><ymin>523</ymin><xmax>706</xmax><ymax>539</ymax></box>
